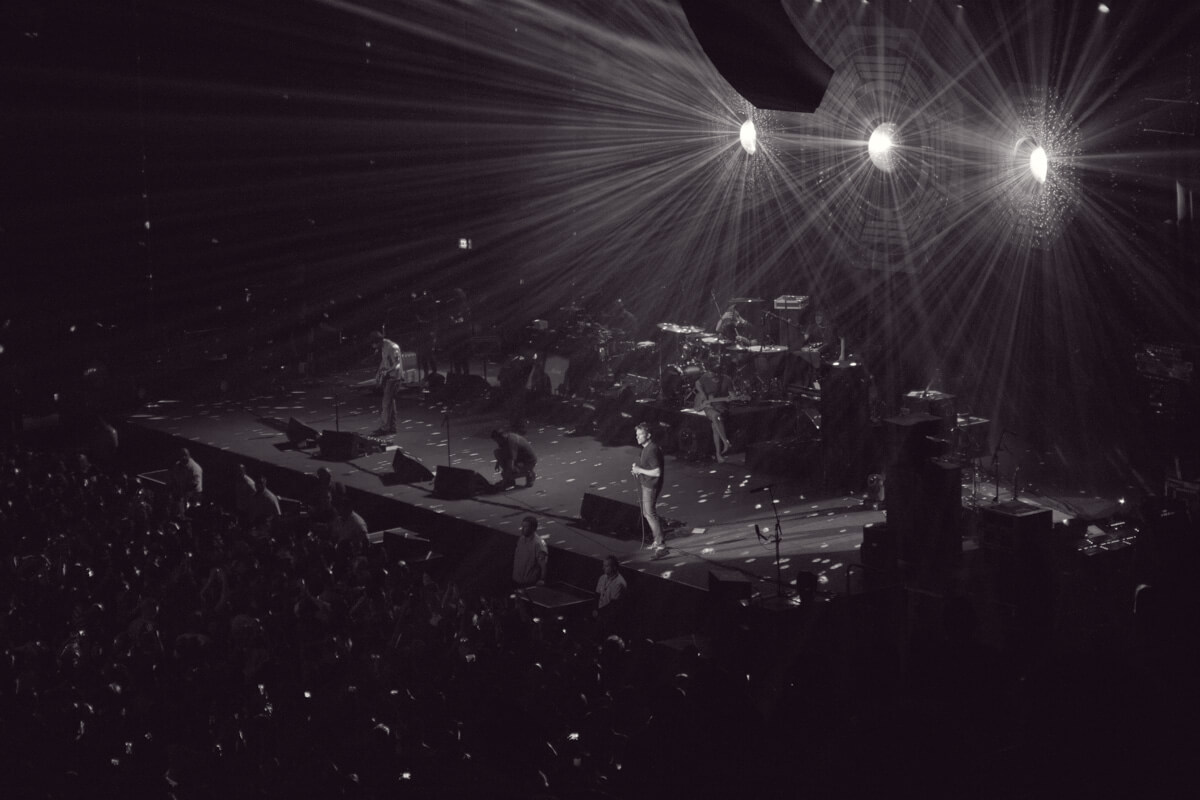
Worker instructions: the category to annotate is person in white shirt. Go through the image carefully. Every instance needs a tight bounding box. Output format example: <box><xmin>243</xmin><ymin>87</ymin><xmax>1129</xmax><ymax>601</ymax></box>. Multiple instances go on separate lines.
<box><xmin>512</xmin><ymin>515</ymin><xmax>548</xmax><ymax>588</ymax></box>
<box><xmin>247</xmin><ymin>475</ymin><xmax>281</xmax><ymax>530</ymax></box>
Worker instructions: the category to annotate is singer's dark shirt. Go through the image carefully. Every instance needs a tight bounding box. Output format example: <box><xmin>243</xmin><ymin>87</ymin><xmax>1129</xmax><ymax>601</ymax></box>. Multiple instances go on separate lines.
<box><xmin>637</xmin><ymin>441</ymin><xmax>664</xmax><ymax>491</ymax></box>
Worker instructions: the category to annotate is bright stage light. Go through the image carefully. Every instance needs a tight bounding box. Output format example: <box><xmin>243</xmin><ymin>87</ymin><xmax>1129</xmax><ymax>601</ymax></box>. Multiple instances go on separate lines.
<box><xmin>1029</xmin><ymin>145</ymin><xmax>1048</xmax><ymax>183</ymax></box>
<box><xmin>739</xmin><ymin>119</ymin><xmax>757</xmax><ymax>154</ymax></box>
<box><xmin>1013</xmin><ymin>136</ymin><xmax>1048</xmax><ymax>184</ymax></box>
<box><xmin>867</xmin><ymin>123</ymin><xmax>897</xmax><ymax>172</ymax></box>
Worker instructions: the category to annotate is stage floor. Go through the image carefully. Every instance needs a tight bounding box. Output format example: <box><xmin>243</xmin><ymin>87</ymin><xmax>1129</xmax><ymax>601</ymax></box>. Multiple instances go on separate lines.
<box><xmin>126</xmin><ymin>364</ymin><xmax>1111</xmax><ymax>605</ymax></box>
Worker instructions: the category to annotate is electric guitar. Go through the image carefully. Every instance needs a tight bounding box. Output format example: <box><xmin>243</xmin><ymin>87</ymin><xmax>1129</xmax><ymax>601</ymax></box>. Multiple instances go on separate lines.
<box><xmin>693</xmin><ymin>386</ymin><xmax>747</xmax><ymax>411</ymax></box>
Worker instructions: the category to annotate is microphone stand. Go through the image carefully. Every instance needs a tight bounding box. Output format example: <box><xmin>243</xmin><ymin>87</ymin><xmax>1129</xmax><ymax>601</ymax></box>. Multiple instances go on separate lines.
<box><xmin>442</xmin><ymin>410</ymin><xmax>452</xmax><ymax>465</ymax></box>
<box><xmin>754</xmin><ymin>485</ymin><xmax>788</xmax><ymax>598</ymax></box>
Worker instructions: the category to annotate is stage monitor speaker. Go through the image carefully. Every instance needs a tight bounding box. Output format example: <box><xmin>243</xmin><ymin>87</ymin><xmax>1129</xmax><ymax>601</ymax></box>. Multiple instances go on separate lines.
<box><xmin>392</xmin><ymin>449</ymin><xmax>434</xmax><ymax>483</ymax></box>
<box><xmin>708</xmin><ymin>566</ymin><xmax>752</xmax><ymax>602</ymax></box>
<box><xmin>679</xmin><ymin>0</ymin><xmax>833</xmax><ymax>113</ymax></box>
<box><xmin>579</xmin><ymin>492</ymin><xmax>644</xmax><ymax>540</ymax></box>
<box><xmin>432</xmin><ymin>466</ymin><xmax>492</xmax><ymax>500</ymax></box>
<box><xmin>287</xmin><ymin>417</ymin><xmax>320</xmax><ymax>446</ymax></box>
<box><xmin>319</xmin><ymin>430</ymin><xmax>383</xmax><ymax>460</ymax></box>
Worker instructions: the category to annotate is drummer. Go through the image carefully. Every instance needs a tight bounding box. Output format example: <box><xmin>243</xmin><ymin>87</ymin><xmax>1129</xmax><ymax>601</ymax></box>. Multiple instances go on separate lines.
<box><xmin>714</xmin><ymin>303</ymin><xmax>748</xmax><ymax>344</ymax></box>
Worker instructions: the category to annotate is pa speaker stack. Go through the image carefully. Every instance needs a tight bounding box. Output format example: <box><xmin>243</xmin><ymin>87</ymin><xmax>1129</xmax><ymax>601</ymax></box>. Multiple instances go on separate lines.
<box><xmin>432</xmin><ymin>466</ymin><xmax>492</xmax><ymax>500</ymax></box>
<box><xmin>679</xmin><ymin>0</ymin><xmax>833</xmax><ymax>112</ymax></box>
<box><xmin>882</xmin><ymin>412</ymin><xmax>963</xmax><ymax>569</ymax></box>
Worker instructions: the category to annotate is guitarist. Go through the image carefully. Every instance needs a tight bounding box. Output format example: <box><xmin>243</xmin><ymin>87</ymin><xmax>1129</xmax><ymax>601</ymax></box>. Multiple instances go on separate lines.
<box><xmin>694</xmin><ymin>360</ymin><xmax>737</xmax><ymax>462</ymax></box>
<box><xmin>371</xmin><ymin>331</ymin><xmax>403</xmax><ymax>436</ymax></box>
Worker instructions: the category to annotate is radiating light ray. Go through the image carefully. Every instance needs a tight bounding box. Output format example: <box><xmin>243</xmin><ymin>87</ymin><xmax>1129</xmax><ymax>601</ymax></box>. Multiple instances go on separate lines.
<box><xmin>11</xmin><ymin>0</ymin><xmax>1190</xmax><ymax>492</ymax></box>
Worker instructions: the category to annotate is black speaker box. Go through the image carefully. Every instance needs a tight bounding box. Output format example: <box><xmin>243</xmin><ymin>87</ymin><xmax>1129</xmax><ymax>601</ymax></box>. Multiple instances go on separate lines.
<box><xmin>819</xmin><ymin>363</ymin><xmax>870</xmax><ymax>491</ymax></box>
<box><xmin>392</xmin><ymin>449</ymin><xmax>434</xmax><ymax>482</ymax></box>
<box><xmin>579</xmin><ymin>492</ymin><xmax>644</xmax><ymax>540</ymax></box>
<box><xmin>318</xmin><ymin>430</ymin><xmax>381</xmax><ymax>460</ymax></box>
<box><xmin>887</xmin><ymin>458</ymin><xmax>963</xmax><ymax>565</ymax></box>
<box><xmin>708</xmin><ymin>566</ymin><xmax>752</xmax><ymax>602</ymax></box>
<box><xmin>679</xmin><ymin>0</ymin><xmax>833</xmax><ymax>112</ymax></box>
<box><xmin>432</xmin><ymin>466</ymin><xmax>492</xmax><ymax>499</ymax></box>
<box><xmin>979</xmin><ymin>500</ymin><xmax>1053</xmax><ymax>555</ymax></box>
<box><xmin>924</xmin><ymin>458</ymin><xmax>963</xmax><ymax>562</ymax></box>
<box><xmin>884</xmin><ymin>412</ymin><xmax>944</xmax><ymax>465</ymax></box>
<box><xmin>287</xmin><ymin>417</ymin><xmax>320</xmax><ymax>446</ymax></box>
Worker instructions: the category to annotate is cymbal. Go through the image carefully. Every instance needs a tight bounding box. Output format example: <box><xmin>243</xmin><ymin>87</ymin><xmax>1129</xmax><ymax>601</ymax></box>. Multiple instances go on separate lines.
<box><xmin>729</xmin><ymin>297</ymin><xmax>765</xmax><ymax>304</ymax></box>
<box><xmin>657</xmin><ymin>322</ymin><xmax>704</xmax><ymax>334</ymax></box>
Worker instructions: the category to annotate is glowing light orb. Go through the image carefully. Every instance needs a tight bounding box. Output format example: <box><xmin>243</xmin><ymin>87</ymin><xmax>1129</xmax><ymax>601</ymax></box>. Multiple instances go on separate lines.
<box><xmin>867</xmin><ymin>123</ymin><xmax>897</xmax><ymax>171</ymax></box>
<box><xmin>1029</xmin><ymin>146</ymin><xmax>1048</xmax><ymax>184</ymax></box>
<box><xmin>739</xmin><ymin>119</ymin><xmax>757</xmax><ymax>154</ymax></box>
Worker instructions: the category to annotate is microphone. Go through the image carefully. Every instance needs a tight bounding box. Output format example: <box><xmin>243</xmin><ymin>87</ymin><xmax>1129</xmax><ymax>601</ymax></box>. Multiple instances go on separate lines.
<box><xmin>749</xmin><ymin>484</ymin><xmax>774</xmax><ymax>494</ymax></box>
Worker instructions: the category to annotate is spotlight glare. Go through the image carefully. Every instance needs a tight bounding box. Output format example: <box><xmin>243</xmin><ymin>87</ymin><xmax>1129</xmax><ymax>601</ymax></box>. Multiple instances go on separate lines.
<box><xmin>1030</xmin><ymin>146</ymin><xmax>1048</xmax><ymax>184</ymax></box>
<box><xmin>1098</xmin><ymin>4</ymin><xmax>1110</xmax><ymax>13</ymax></box>
<box><xmin>867</xmin><ymin>123</ymin><xmax>897</xmax><ymax>172</ymax></box>
<box><xmin>739</xmin><ymin>119</ymin><xmax>757</xmax><ymax>154</ymax></box>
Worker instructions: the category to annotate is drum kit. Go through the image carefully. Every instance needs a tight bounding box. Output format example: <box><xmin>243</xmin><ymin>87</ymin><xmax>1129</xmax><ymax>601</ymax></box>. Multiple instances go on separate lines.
<box><xmin>517</xmin><ymin>296</ymin><xmax>792</xmax><ymax>402</ymax></box>
<box><xmin>652</xmin><ymin>300</ymin><xmax>787</xmax><ymax>404</ymax></box>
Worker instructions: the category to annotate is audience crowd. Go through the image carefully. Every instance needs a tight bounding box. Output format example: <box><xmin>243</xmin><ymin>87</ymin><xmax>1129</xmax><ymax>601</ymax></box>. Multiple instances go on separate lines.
<box><xmin>2</xmin><ymin>436</ymin><xmax>1197</xmax><ymax>799</ymax></box>
<box><xmin>0</xmin><ymin>441</ymin><xmax>775</xmax><ymax>800</ymax></box>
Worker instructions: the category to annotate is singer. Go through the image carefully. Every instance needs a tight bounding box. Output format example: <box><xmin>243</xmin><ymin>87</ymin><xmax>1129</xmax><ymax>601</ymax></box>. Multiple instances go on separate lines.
<box><xmin>630</xmin><ymin>422</ymin><xmax>666</xmax><ymax>553</ymax></box>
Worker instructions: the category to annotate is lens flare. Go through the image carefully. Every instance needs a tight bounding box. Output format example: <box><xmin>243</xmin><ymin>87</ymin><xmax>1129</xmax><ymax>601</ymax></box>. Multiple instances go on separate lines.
<box><xmin>867</xmin><ymin>123</ymin><xmax>897</xmax><ymax>171</ymax></box>
<box><xmin>739</xmin><ymin>119</ymin><xmax>757</xmax><ymax>154</ymax></box>
<box><xmin>1029</xmin><ymin>145</ymin><xmax>1048</xmax><ymax>183</ymax></box>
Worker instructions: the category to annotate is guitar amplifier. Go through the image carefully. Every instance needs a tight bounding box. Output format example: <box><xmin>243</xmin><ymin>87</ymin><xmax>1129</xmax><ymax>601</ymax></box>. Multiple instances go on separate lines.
<box><xmin>773</xmin><ymin>295</ymin><xmax>809</xmax><ymax>310</ymax></box>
